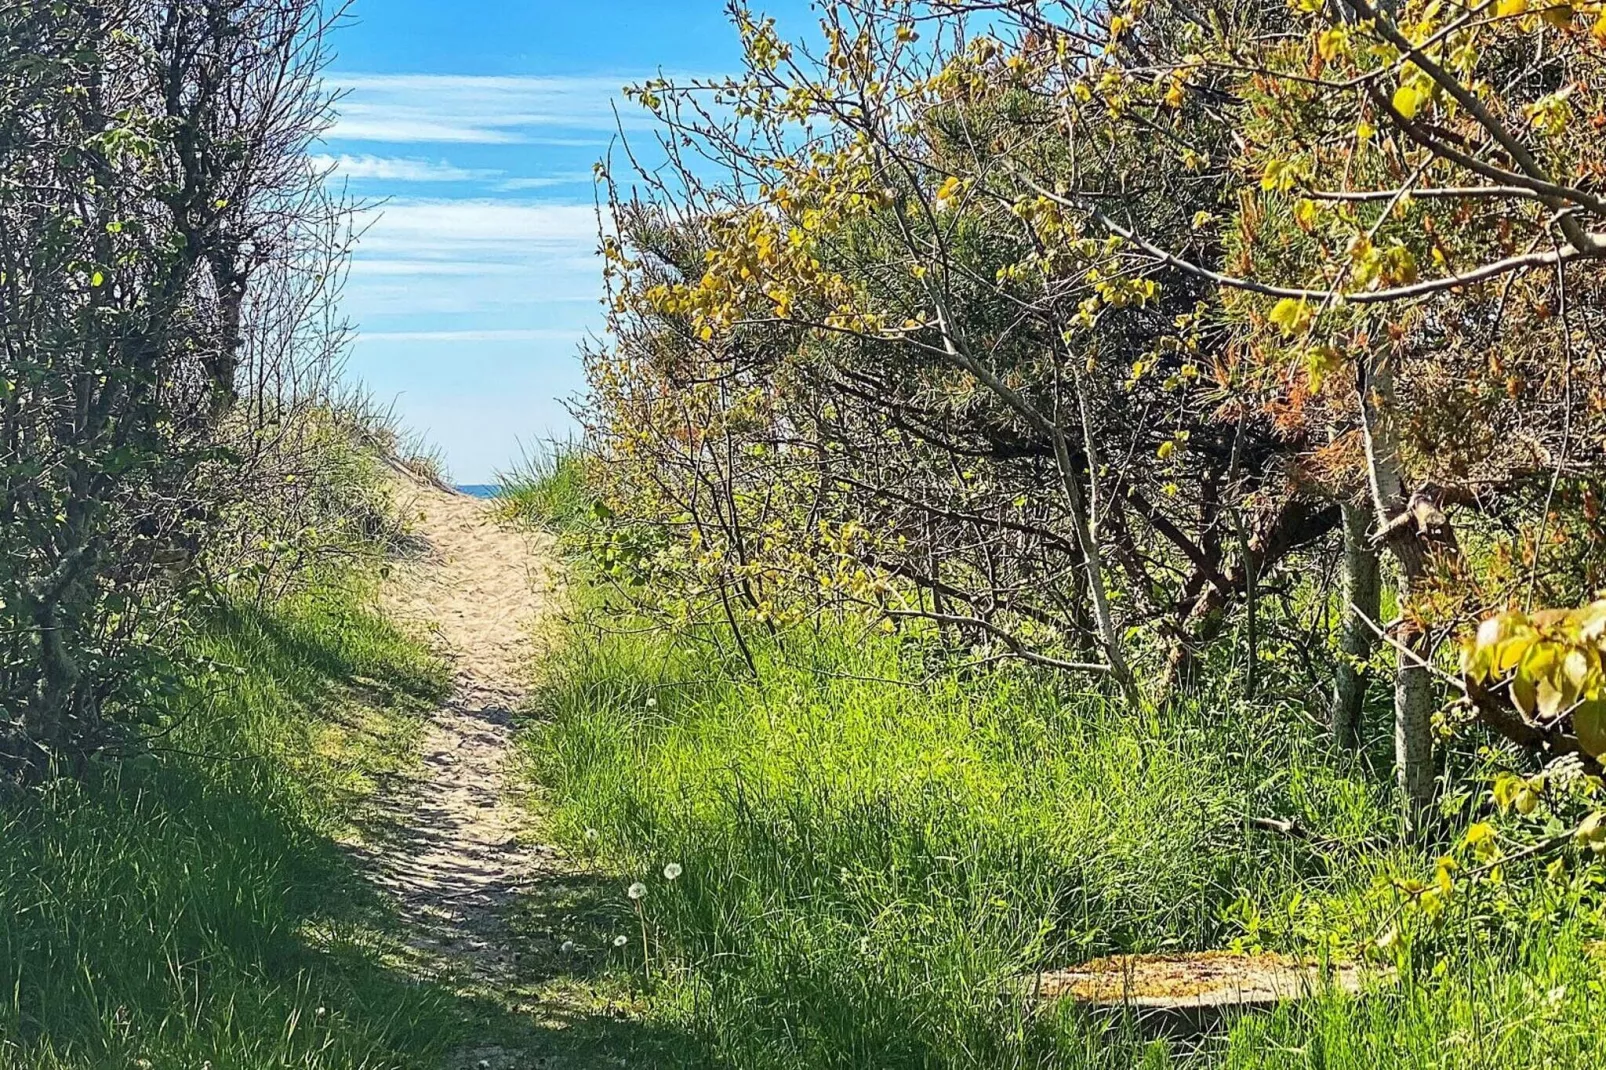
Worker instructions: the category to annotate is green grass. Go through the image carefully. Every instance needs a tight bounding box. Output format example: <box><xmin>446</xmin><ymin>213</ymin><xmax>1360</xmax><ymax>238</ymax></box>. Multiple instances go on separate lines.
<box><xmin>521</xmin><ymin>603</ymin><xmax>1606</xmax><ymax>1069</ymax></box>
<box><xmin>0</xmin><ymin>580</ymin><xmax>475</xmax><ymax>1069</ymax></box>
<box><xmin>495</xmin><ymin>442</ymin><xmax>592</xmax><ymax>532</ymax></box>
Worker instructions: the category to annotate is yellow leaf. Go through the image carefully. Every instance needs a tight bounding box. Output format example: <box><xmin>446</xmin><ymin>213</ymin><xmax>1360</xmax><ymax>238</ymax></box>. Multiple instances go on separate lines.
<box><xmin>1392</xmin><ymin>83</ymin><xmax>1422</xmax><ymax>120</ymax></box>
<box><xmin>1156</xmin><ymin>439</ymin><xmax>1176</xmax><ymax>460</ymax></box>
<box><xmin>1494</xmin><ymin>634</ymin><xmax>1535</xmax><ymax>675</ymax></box>
<box><xmin>1462</xmin><ymin>637</ymin><xmax>1494</xmax><ymax>682</ymax></box>
<box><xmin>1316</xmin><ymin>27</ymin><xmax>1350</xmax><ymax>61</ymax></box>
<box><xmin>1303</xmin><ymin>344</ymin><xmax>1343</xmax><ymax>391</ymax></box>
<box><xmin>1561</xmin><ymin>647</ymin><xmax>1595</xmax><ymax>691</ymax></box>
<box><xmin>1522</xmin><ymin>640</ymin><xmax>1559</xmax><ymax>698</ymax></box>
<box><xmin>1512</xmin><ymin>670</ymin><xmax>1539</xmax><ymax>720</ymax></box>
<box><xmin>1537</xmin><ymin>672</ymin><xmax>1571</xmax><ymax>723</ymax></box>
<box><xmin>1575</xmin><ymin>697</ymin><xmax>1606</xmax><ymax>758</ymax></box>
<box><xmin>1268</xmin><ymin>297</ymin><xmax>1312</xmax><ymax>335</ymax></box>
<box><xmin>1476</xmin><ymin>612</ymin><xmax>1519</xmax><ymax>652</ymax></box>
<box><xmin>1576</xmin><ymin>599</ymin><xmax>1606</xmax><ymax>642</ymax></box>
<box><xmin>1496</xmin><ymin>0</ymin><xmax>1529</xmax><ymax>14</ymax></box>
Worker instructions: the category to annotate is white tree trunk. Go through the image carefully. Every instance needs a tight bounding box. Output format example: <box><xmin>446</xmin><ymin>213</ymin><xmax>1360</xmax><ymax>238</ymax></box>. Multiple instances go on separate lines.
<box><xmin>1331</xmin><ymin>501</ymin><xmax>1380</xmax><ymax>748</ymax></box>
<box><xmin>1358</xmin><ymin>351</ymin><xmax>1436</xmax><ymax>830</ymax></box>
<box><xmin>1392</xmin><ymin>596</ymin><xmax>1437</xmax><ymax>816</ymax></box>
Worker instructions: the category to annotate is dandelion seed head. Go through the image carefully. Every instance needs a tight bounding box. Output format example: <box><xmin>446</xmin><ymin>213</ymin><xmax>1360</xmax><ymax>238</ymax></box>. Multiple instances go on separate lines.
<box><xmin>646</xmin><ymin>696</ymin><xmax>658</xmax><ymax>708</ymax></box>
<box><xmin>627</xmin><ymin>881</ymin><xmax>647</xmax><ymax>900</ymax></box>
<box><xmin>613</xmin><ymin>934</ymin><xmax>629</xmax><ymax>947</ymax></box>
<box><xmin>560</xmin><ymin>940</ymin><xmax>575</xmax><ymax>954</ymax></box>
<box><xmin>663</xmin><ymin>862</ymin><xmax>683</xmax><ymax>880</ymax></box>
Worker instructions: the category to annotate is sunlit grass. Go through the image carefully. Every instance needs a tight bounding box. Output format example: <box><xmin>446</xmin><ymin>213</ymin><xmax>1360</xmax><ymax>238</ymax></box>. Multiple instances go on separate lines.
<box><xmin>522</xmin><ymin>600</ymin><xmax>1606</xmax><ymax>1068</ymax></box>
<box><xmin>495</xmin><ymin>441</ymin><xmax>592</xmax><ymax>533</ymax></box>
<box><xmin>0</xmin><ymin>582</ymin><xmax>466</xmax><ymax>1068</ymax></box>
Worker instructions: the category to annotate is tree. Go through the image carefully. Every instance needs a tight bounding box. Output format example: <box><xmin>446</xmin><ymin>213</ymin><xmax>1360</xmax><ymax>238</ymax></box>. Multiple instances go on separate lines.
<box><xmin>585</xmin><ymin>1</ymin><xmax>1345</xmax><ymax>706</ymax></box>
<box><xmin>580</xmin><ymin>0</ymin><xmax>1606</xmax><ymax>829</ymax></box>
<box><xmin>1037</xmin><ymin>0</ymin><xmax>1606</xmax><ymax>822</ymax></box>
<box><xmin>0</xmin><ymin>0</ymin><xmax>342</xmax><ymax>774</ymax></box>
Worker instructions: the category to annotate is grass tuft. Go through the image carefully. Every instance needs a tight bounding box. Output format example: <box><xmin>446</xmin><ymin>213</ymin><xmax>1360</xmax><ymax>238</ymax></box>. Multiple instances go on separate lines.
<box><xmin>495</xmin><ymin>441</ymin><xmax>593</xmax><ymax>533</ymax></box>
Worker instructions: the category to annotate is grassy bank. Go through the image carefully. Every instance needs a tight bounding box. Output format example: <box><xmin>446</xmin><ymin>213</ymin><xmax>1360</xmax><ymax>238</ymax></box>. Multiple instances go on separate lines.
<box><xmin>0</xmin><ymin>580</ymin><xmax>466</xmax><ymax>1068</ymax></box>
<box><xmin>520</xmin><ymin>601</ymin><xmax>1606</xmax><ymax>1068</ymax></box>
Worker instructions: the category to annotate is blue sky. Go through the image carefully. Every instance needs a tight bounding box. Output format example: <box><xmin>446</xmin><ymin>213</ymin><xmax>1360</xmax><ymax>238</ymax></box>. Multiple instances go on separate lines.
<box><xmin>326</xmin><ymin>1</ymin><xmax>813</xmax><ymax>483</ymax></box>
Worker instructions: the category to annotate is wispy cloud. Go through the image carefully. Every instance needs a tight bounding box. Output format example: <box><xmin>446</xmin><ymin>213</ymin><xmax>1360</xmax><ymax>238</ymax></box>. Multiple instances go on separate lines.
<box><xmin>344</xmin><ymin>199</ymin><xmax>606</xmax><ymax>318</ymax></box>
<box><xmin>497</xmin><ymin>173</ymin><xmax>597</xmax><ymax>191</ymax></box>
<box><xmin>355</xmin><ymin>199</ymin><xmax>600</xmax><ymax>258</ymax></box>
<box><xmin>311</xmin><ymin>153</ymin><xmax>497</xmax><ymax>182</ymax></box>
<box><xmin>328</xmin><ymin>72</ymin><xmax>661</xmax><ymax>145</ymax></box>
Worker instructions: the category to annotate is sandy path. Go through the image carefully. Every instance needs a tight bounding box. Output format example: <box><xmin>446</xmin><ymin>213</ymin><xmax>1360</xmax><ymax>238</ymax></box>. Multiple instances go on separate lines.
<box><xmin>356</xmin><ymin>467</ymin><xmax>566</xmax><ymax>1068</ymax></box>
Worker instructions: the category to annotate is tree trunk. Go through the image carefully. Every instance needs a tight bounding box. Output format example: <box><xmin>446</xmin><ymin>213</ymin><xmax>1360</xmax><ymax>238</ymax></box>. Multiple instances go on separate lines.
<box><xmin>922</xmin><ymin>290</ymin><xmax>1138</xmax><ymax>704</ymax></box>
<box><xmin>1358</xmin><ymin>349</ymin><xmax>1438</xmax><ymax>831</ymax></box>
<box><xmin>1392</xmin><ymin>585</ymin><xmax>1437</xmax><ymax>817</ymax></box>
<box><xmin>1050</xmin><ymin>424</ymin><xmax>1139</xmax><ymax>704</ymax></box>
<box><xmin>1161</xmin><ymin>579</ymin><xmax>1227</xmax><ymax>695</ymax></box>
<box><xmin>1331</xmin><ymin>501</ymin><xmax>1380</xmax><ymax>748</ymax></box>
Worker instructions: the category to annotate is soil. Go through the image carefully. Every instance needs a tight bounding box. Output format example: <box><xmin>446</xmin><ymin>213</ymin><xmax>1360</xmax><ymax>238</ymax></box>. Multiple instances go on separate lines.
<box><xmin>350</xmin><ymin>469</ymin><xmax>627</xmax><ymax>1069</ymax></box>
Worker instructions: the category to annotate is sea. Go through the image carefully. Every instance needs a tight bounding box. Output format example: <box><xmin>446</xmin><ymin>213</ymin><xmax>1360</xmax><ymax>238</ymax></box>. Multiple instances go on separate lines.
<box><xmin>456</xmin><ymin>485</ymin><xmax>502</xmax><ymax>499</ymax></box>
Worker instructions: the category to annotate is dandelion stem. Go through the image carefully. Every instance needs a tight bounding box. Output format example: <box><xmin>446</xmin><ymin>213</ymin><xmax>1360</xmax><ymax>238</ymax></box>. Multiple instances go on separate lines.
<box><xmin>634</xmin><ymin>899</ymin><xmax>652</xmax><ymax>987</ymax></box>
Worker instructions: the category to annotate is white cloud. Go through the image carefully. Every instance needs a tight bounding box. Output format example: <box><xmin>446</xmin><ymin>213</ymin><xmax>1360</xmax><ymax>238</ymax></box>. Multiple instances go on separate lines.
<box><xmin>343</xmin><ymin>199</ymin><xmax>608</xmax><ymax>319</ymax></box>
<box><xmin>327</xmin><ymin>72</ymin><xmax>665</xmax><ymax>145</ymax></box>
<box><xmin>356</xmin><ymin>199</ymin><xmax>600</xmax><ymax>257</ymax></box>
<box><xmin>497</xmin><ymin>173</ymin><xmax>597</xmax><ymax>191</ymax></box>
<box><xmin>310</xmin><ymin>153</ymin><xmax>496</xmax><ymax>182</ymax></box>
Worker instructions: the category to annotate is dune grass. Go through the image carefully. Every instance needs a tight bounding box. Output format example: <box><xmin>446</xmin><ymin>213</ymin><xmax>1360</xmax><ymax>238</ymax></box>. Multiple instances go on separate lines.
<box><xmin>519</xmin><ymin>604</ymin><xmax>1606</xmax><ymax>1068</ymax></box>
<box><xmin>495</xmin><ymin>443</ymin><xmax>592</xmax><ymax>533</ymax></box>
<box><xmin>0</xmin><ymin>581</ymin><xmax>474</xmax><ymax>1069</ymax></box>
